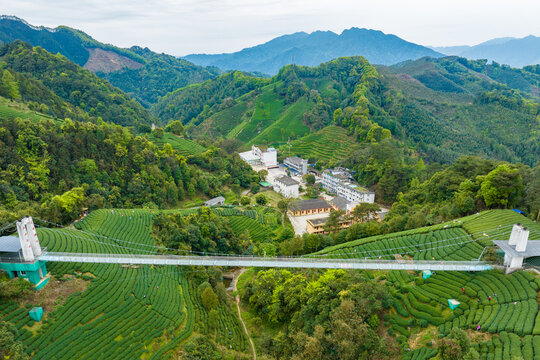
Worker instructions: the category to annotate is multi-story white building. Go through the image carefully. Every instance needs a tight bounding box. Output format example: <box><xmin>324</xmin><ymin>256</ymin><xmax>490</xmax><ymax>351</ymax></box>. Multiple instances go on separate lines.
<box><xmin>322</xmin><ymin>168</ymin><xmax>375</xmax><ymax>203</ymax></box>
<box><xmin>239</xmin><ymin>145</ymin><xmax>278</xmax><ymax>168</ymax></box>
<box><xmin>283</xmin><ymin>156</ymin><xmax>308</xmax><ymax>175</ymax></box>
<box><xmin>274</xmin><ymin>176</ymin><xmax>299</xmax><ymax>198</ymax></box>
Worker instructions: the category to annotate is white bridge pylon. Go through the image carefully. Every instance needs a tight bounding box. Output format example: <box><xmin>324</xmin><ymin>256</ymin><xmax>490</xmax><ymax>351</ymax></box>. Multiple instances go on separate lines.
<box><xmin>16</xmin><ymin>216</ymin><xmax>42</xmax><ymax>262</ymax></box>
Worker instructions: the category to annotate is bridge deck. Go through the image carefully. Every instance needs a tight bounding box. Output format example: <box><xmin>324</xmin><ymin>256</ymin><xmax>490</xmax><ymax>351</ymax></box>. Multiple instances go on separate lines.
<box><xmin>38</xmin><ymin>252</ymin><xmax>496</xmax><ymax>271</ymax></box>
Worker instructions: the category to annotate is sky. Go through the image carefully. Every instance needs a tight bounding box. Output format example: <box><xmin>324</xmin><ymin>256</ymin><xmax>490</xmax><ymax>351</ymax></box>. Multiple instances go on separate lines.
<box><xmin>3</xmin><ymin>0</ymin><xmax>540</xmax><ymax>56</ymax></box>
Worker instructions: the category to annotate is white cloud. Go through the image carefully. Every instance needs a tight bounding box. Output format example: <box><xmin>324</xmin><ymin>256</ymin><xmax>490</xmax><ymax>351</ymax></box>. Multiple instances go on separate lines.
<box><xmin>3</xmin><ymin>0</ymin><xmax>540</xmax><ymax>55</ymax></box>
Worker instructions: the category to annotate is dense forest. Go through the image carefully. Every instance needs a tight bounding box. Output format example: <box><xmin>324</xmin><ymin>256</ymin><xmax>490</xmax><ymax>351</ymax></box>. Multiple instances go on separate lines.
<box><xmin>0</xmin><ymin>16</ymin><xmax>221</xmax><ymax>107</ymax></box>
<box><xmin>0</xmin><ymin>115</ymin><xmax>257</xmax><ymax>225</ymax></box>
<box><xmin>0</xmin><ymin>41</ymin><xmax>154</xmax><ymax>128</ymax></box>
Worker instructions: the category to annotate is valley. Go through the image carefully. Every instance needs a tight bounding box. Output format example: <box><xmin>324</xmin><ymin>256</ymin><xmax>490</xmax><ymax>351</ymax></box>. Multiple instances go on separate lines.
<box><xmin>0</xmin><ymin>14</ymin><xmax>539</xmax><ymax>360</ymax></box>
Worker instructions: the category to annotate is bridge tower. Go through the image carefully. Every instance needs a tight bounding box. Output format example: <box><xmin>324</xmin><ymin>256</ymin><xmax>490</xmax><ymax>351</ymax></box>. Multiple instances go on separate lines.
<box><xmin>496</xmin><ymin>224</ymin><xmax>531</xmax><ymax>273</ymax></box>
<box><xmin>0</xmin><ymin>216</ymin><xmax>49</xmax><ymax>290</ymax></box>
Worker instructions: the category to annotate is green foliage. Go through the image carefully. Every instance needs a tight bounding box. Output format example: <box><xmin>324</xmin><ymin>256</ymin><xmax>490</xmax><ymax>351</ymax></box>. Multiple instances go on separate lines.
<box><xmin>0</xmin><ymin>41</ymin><xmax>154</xmax><ymax>127</ymax></box>
<box><xmin>164</xmin><ymin>120</ymin><xmax>184</xmax><ymax>135</ymax></box>
<box><xmin>182</xmin><ymin>335</ymin><xmax>221</xmax><ymax>360</ymax></box>
<box><xmin>477</xmin><ymin>164</ymin><xmax>523</xmax><ymax>208</ymax></box>
<box><xmin>255</xmin><ymin>194</ymin><xmax>267</xmax><ymax>206</ymax></box>
<box><xmin>152</xmin><ymin>208</ymin><xmax>243</xmax><ymax>254</ymax></box>
<box><xmin>201</xmin><ymin>287</ymin><xmax>218</xmax><ymax>310</ymax></box>
<box><xmin>0</xmin><ymin>276</ymin><xmax>33</xmax><ymax>300</ymax></box>
<box><xmin>0</xmin><ymin>117</ymin><xmax>255</xmax><ymax>224</ymax></box>
<box><xmin>243</xmin><ymin>269</ymin><xmax>396</xmax><ymax>359</ymax></box>
<box><xmin>0</xmin><ymin>321</ymin><xmax>28</xmax><ymax>360</ymax></box>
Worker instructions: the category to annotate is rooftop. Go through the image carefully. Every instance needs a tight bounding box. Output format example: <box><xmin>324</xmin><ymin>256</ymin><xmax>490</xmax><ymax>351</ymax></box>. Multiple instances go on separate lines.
<box><xmin>0</xmin><ymin>236</ymin><xmax>22</xmax><ymax>253</ymax></box>
<box><xmin>239</xmin><ymin>150</ymin><xmax>259</xmax><ymax>162</ymax></box>
<box><xmin>289</xmin><ymin>198</ymin><xmax>331</xmax><ymax>212</ymax></box>
<box><xmin>205</xmin><ymin>196</ymin><xmax>225</xmax><ymax>206</ymax></box>
<box><xmin>284</xmin><ymin>156</ymin><xmax>307</xmax><ymax>165</ymax></box>
<box><xmin>330</xmin><ymin>196</ymin><xmax>351</xmax><ymax>210</ymax></box>
<box><xmin>308</xmin><ymin>218</ymin><xmax>328</xmax><ymax>226</ymax></box>
<box><xmin>493</xmin><ymin>240</ymin><xmax>540</xmax><ymax>258</ymax></box>
<box><xmin>275</xmin><ymin>176</ymin><xmax>299</xmax><ymax>186</ymax></box>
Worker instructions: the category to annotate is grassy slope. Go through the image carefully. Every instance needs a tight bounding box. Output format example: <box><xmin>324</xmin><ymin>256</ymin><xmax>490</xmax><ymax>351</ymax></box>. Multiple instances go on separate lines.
<box><xmin>0</xmin><ymin>97</ymin><xmax>59</xmax><ymax>123</ymax></box>
<box><xmin>146</xmin><ymin>133</ymin><xmax>206</xmax><ymax>156</ymax></box>
<box><xmin>248</xmin><ymin>97</ymin><xmax>312</xmax><ymax>146</ymax></box>
<box><xmin>283</xmin><ymin>125</ymin><xmax>361</xmax><ymax>163</ymax></box>
<box><xmin>235</xmin><ymin>86</ymin><xmax>284</xmax><ymax>143</ymax></box>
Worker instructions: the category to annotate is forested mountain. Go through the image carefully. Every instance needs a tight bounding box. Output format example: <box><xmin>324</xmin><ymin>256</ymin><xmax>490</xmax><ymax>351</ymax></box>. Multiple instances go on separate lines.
<box><xmin>0</xmin><ymin>41</ymin><xmax>154</xmax><ymax>128</ymax></box>
<box><xmin>0</xmin><ymin>16</ymin><xmax>220</xmax><ymax>106</ymax></box>
<box><xmin>0</xmin><ymin>111</ymin><xmax>257</xmax><ymax>224</ymax></box>
<box><xmin>153</xmin><ymin>55</ymin><xmax>540</xmax><ymax>168</ymax></box>
<box><xmin>432</xmin><ymin>35</ymin><xmax>540</xmax><ymax>68</ymax></box>
<box><xmin>184</xmin><ymin>28</ymin><xmax>443</xmax><ymax>75</ymax></box>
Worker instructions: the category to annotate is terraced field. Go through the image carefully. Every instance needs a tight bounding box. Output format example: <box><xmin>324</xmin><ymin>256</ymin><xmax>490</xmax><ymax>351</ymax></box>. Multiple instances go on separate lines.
<box><xmin>147</xmin><ymin>133</ymin><xmax>206</xmax><ymax>156</ymax></box>
<box><xmin>0</xmin><ymin>209</ymin><xmax>248</xmax><ymax>359</ymax></box>
<box><xmin>212</xmin><ymin>206</ymin><xmax>282</xmax><ymax>242</ymax></box>
<box><xmin>0</xmin><ymin>101</ymin><xmax>56</xmax><ymax>123</ymax></box>
<box><xmin>316</xmin><ymin>209</ymin><xmax>540</xmax><ymax>359</ymax></box>
<box><xmin>284</xmin><ymin>125</ymin><xmax>361</xmax><ymax>162</ymax></box>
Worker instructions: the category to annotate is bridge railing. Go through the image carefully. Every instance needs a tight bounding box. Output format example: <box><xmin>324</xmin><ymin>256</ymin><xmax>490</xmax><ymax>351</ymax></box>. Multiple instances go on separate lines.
<box><xmin>38</xmin><ymin>252</ymin><xmax>496</xmax><ymax>271</ymax></box>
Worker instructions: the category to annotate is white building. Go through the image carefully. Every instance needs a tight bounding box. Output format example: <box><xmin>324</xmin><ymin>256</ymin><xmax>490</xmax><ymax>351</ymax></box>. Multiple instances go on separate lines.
<box><xmin>274</xmin><ymin>176</ymin><xmax>299</xmax><ymax>198</ymax></box>
<box><xmin>322</xmin><ymin>169</ymin><xmax>375</xmax><ymax>203</ymax></box>
<box><xmin>283</xmin><ymin>156</ymin><xmax>308</xmax><ymax>175</ymax></box>
<box><xmin>239</xmin><ymin>145</ymin><xmax>278</xmax><ymax>168</ymax></box>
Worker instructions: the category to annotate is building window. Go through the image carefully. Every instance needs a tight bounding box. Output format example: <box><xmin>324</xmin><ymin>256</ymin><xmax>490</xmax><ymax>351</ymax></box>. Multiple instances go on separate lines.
<box><xmin>20</xmin><ymin>271</ymin><xmax>26</xmax><ymax>276</ymax></box>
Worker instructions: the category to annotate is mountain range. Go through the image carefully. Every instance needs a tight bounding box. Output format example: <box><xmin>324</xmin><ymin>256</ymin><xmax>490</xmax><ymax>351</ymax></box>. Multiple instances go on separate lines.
<box><xmin>431</xmin><ymin>36</ymin><xmax>540</xmax><ymax>68</ymax></box>
<box><xmin>184</xmin><ymin>28</ymin><xmax>444</xmax><ymax>75</ymax></box>
<box><xmin>0</xmin><ymin>15</ymin><xmax>219</xmax><ymax>107</ymax></box>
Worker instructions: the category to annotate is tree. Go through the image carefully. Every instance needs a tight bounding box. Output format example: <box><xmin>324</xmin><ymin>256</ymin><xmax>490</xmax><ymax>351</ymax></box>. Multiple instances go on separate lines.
<box><xmin>250</xmin><ymin>183</ymin><xmax>260</xmax><ymax>194</ymax></box>
<box><xmin>324</xmin><ymin>209</ymin><xmax>346</xmax><ymax>234</ymax></box>
<box><xmin>477</xmin><ymin>164</ymin><xmax>523</xmax><ymax>208</ymax></box>
<box><xmin>164</xmin><ymin>120</ymin><xmax>184</xmax><ymax>135</ymax></box>
<box><xmin>439</xmin><ymin>329</ymin><xmax>472</xmax><ymax>360</ymax></box>
<box><xmin>258</xmin><ymin>169</ymin><xmax>269</xmax><ymax>181</ymax></box>
<box><xmin>201</xmin><ymin>287</ymin><xmax>218</xmax><ymax>310</ymax></box>
<box><xmin>153</xmin><ymin>127</ymin><xmax>164</xmax><ymax>139</ymax></box>
<box><xmin>303</xmin><ymin>174</ymin><xmax>315</xmax><ymax>185</ymax></box>
<box><xmin>0</xmin><ymin>321</ymin><xmax>28</xmax><ymax>360</ymax></box>
<box><xmin>256</xmin><ymin>194</ymin><xmax>268</xmax><ymax>206</ymax></box>
<box><xmin>0</xmin><ymin>277</ymin><xmax>33</xmax><ymax>299</ymax></box>
<box><xmin>240</xmin><ymin>196</ymin><xmax>251</xmax><ymax>206</ymax></box>
<box><xmin>277</xmin><ymin>199</ymin><xmax>290</xmax><ymax>213</ymax></box>
<box><xmin>351</xmin><ymin>203</ymin><xmax>381</xmax><ymax>223</ymax></box>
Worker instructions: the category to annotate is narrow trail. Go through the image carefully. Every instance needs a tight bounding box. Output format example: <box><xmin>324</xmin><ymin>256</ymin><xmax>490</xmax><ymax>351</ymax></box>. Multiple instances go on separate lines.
<box><xmin>232</xmin><ymin>268</ymin><xmax>256</xmax><ymax>360</ymax></box>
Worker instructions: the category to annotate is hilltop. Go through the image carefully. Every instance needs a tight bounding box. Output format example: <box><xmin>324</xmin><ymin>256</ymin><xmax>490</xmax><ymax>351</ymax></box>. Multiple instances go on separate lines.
<box><xmin>432</xmin><ymin>35</ymin><xmax>540</xmax><ymax>68</ymax></box>
<box><xmin>153</xmin><ymin>55</ymin><xmax>540</xmax><ymax>167</ymax></box>
<box><xmin>184</xmin><ymin>27</ymin><xmax>443</xmax><ymax>75</ymax></box>
<box><xmin>0</xmin><ymin>16</ymin><xmax>220</xmax><ymax>106</ymax></box>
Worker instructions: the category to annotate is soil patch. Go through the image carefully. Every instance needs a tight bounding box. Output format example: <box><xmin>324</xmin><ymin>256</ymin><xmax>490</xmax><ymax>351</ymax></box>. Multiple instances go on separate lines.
<box><xmin>18</xmin><ymin>275</ymin><xmax>89</xmax><ymax>314</ymax></box>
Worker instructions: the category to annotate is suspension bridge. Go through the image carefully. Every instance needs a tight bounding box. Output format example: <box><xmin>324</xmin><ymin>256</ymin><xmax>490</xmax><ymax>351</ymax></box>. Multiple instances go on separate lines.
<box><xmin>2</xmin><ymin>216</ymin><xmax>537</xmax><ymax>288</ymax></box>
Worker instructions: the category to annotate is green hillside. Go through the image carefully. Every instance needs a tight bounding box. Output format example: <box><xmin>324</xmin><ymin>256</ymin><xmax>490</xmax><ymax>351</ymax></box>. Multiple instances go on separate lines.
<box><xmin>0</xmin><ymin>98</ymin><xmax>57</xmax><ymax>123</ymax></box>
<box><xmin>0</xmin><ymin>17</ymin><xmax>220</xmax><ymax>107</ymax></box>
<box><xmin>147</xmin><ymin>133</ymin><xmax>206</xmax><ymax>156</ymax></box>
<box><xmin>283</xmin><ymin>125</ymin><xmax>361</xmax><ymax>163</ymax></box>
<box><xmin>0</xmin><ymin>41</ymin><xmax>155</xmax><ymax>127</ymax></box>
<box><xmin>0</xmin><ymin>209</ymin><xmax>250</xmax><ymax>359</ymax></box>
<box><xmin>238</xmin><ymin>209</ymin><xmax>540</xmax><ymax>359</ymax></box>
<box><xmin>156</xmin><ymin>55</ymin><xmax>539</xmax><ymax>167</ymax></box>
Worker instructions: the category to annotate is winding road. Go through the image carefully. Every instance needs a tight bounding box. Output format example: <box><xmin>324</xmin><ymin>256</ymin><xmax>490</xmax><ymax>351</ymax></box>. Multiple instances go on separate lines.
<box><xmin>232</xmin><ymin>269</ymin><xmax>256</xmax><ymax>360</ymax></box>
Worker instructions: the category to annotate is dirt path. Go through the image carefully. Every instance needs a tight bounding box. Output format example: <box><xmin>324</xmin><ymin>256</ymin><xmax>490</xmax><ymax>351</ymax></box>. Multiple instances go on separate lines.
<box><xmin>232</xmin><ymin>268</ymin><xmax>256</xmax><ymax>360</ymax></box>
